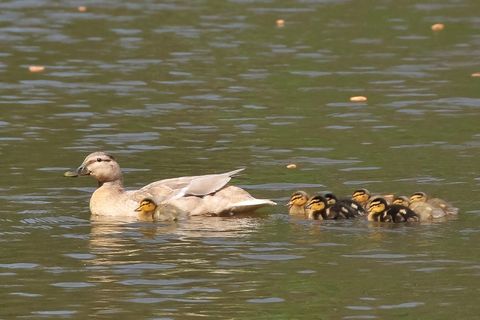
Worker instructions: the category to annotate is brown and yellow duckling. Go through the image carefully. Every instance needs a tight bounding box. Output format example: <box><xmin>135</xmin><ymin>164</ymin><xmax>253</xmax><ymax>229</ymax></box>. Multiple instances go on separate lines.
<box><xmin>352</xmin><ymin>188</ymin><xmax>394</xmax><ymax>210</ymax></box>
<box><xmin>287</xmin><ymin>191</ymin><xmax>310</xmax><ymax>216</ymax></box>
<box><xmin>393</xmin><ymin>194</ymin><xmax>452</xmax><ymax>221</ymax></box>
<box><xmin>323</xmin><ymin>192</ymin><xmax>365</xmax><ymax>217</ymax></box>
<box><xmin>352</xmin><ymin>188</ymin><xmax>371</xmax><ymax>210</ymax></box>
<box><xmin>305</xmin><ymin>195</ymin><xmax>359</xmax><ymax>220</ymax></box>
<box><xmin>135</xmin><ymin>198</ymin><xmax>157</xmax><ymax>221</ymax></box>
<box><xmin>367</xmin><ymin>197</ymin><xmax>420</xmax><ymax>223</ymax></box>
<box><xmin>409</xmin><ymin>192</ymin><xmax>459</xmax><ymax>216</ymax></box>
<box><xmin>304</xmin><ymin>195</ymin><xmax>327</xmax><ymax>220</ymax></box>
<box><xmin>135</xmin><ymin>198</ymin><xmax>182</xmax><ymax>222</ymax></box>
<box><xmin>394</xmin><ymin>194</ymin><xmax>441</xmax><ymax>221</ymax></box>
<box><xmin>392</xmin><ymin>196</ymin><xmax>410</xmax><ymax>207</ymax></box>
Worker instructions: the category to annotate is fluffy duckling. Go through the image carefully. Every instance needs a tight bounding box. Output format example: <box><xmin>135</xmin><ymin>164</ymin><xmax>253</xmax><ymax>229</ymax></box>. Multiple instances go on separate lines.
<box><xmin>410</xmin><ymin>192</ymin><xmax>459</xmax><ymax>216</ymax></box>
<box><xmin>135</xmin><ymin>198</ymin><xmax>183</xmax><ymax>222</ymax></box>
<box><xmin>392</xmin><ymin>196</ymin><xmax>410</xmax><ymax>207</ymax></box>
<box><xmin>367</xmin><ymin>197</ymin><xmax>420</xmax><ymax>223</ymax></box>
<box><xmin>352</xmin><ymin>188</ymin><xmax>394</xmax><ymax>210</ymax></box>
<box><xmin>305</xmin><ymin>195</ymin><xmax>358</xmax><ymax>220</ymax></box>
<box><xmin>304</xmin><ymin>195</ymin><xmax>328</xmax><ymax>220</ymax></box>
<box><xmin>352</xmin><ymin>188</ymin><xmax>371</xmax><ymax>210</ymax></box>
<box><xmin>135</xmin><ymin>198</ymin><xmax>157</xmax><ymax>221</ymax></box>
<box><xmin>394</xmin><ymin>195</ymin><xmax>446</xmax><ymax>221</ymax></box>
<box><xmin>323</xmin><ymin>192</ymin><xmax>365</xmax><ymax>217</ymax></box>
<box><xmin>287</xmin><ymin>191</ymin><xmax>309</xmax><ymax>216</ymax></box>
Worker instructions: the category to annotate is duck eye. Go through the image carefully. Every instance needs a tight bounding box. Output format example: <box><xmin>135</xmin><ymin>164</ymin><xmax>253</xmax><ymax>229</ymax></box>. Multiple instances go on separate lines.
<box><xmin>97</xmin><ymin>158</ymin><xmax>102</xmax><ymax>162</ymax></box>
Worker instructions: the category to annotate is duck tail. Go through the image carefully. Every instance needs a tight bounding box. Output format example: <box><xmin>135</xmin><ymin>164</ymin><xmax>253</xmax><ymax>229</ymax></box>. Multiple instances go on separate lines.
<box><xmin>228</xmin><ymin>199</ymin><xmax>277</xmax><ymax>213</ymax></box>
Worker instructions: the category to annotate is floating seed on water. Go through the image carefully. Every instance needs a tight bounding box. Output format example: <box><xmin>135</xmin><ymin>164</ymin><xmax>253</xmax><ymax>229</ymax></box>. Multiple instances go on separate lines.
<box><xmin>431</xmin><ymin>23</ymin><xmax>445</xmax><ymax>31</ymax></box>
<box><xmin>350</xmin><ymin>96</ymin><xmax>367</xmax><ymax>102</ymax></box>
<box><xmin>471</xmin><ymin>72</ymin><xmax>480</xmax><ymax>77</ymax></box>
<box><xmin>78</xmin><ymin>6</ymin><xmax>87</xmax><ymax>12</ymax></box>
<box><xmin>276</xmin><ymin>19</ymin><xmax>285</xmax><ymax>28</ymax></box>
<box><xmin>28</xmin><ymin>65</ymin><xmax>45</xmax><ymax>73</ymax></box>
<box><xmin>286</xmin><ymin>164</ymin><xmax>297</xmax><ymax>169</ymax></box>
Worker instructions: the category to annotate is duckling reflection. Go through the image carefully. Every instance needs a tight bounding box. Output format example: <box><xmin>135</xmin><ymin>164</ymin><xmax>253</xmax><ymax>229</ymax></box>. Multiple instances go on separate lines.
<box><xmin>287</xmin><ymin>191</ymin><xmax>309</xmax><ymax>216</ymax></box>
<box><xmin>409</xmin><ymin>192</ymin><xmax>459</xmax><ymax>216</ymax></box>
<box><xmin>367</xmin><ymin>197</ymin><xmax>419</xmax><ymax>223</ymax></box>
<box><xmin>323</xmin><ymin>192</ymin><xmax>365</xmax><ymax>217</ymax></box>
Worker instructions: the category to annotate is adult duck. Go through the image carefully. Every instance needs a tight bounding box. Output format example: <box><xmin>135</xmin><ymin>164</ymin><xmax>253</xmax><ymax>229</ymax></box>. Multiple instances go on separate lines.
<box><xmin>66</xmin><ymin>152</ymin><xmax>276</xmax><ymax>217</ymax></box>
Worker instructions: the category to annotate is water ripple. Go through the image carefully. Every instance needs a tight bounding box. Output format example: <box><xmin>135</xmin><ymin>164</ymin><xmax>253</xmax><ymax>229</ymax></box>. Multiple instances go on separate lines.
<box><xmin>239</xmin><ymin>254</ymin><xmax>303</xmax><ymax>261</ymax></box>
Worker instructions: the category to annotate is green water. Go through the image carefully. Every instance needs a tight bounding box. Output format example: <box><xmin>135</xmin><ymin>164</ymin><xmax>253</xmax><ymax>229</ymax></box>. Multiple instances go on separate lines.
<box><xmin>1</xmin><ymin>1</ymin><xmax>479</xmax><ymax>319</ymax></box>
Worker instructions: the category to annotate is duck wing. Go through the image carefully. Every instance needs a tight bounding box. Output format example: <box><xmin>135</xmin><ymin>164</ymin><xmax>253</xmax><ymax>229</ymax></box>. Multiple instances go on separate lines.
<box><xmin>140</xmin><ymin>168</ymin><xmax>245</xmax><ymax>198</ymax></box>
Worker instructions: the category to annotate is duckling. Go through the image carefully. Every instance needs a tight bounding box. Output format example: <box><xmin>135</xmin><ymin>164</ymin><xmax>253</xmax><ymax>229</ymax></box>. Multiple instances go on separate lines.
<box><xmin>304</xmin><ymin>195</ymin><xmax>327</xmax><ymax>220</ymax></box>
<box><xmin>323</xmin><ymin>192</ymin><xmax>365</xmax><ymax>217</ymax></box>
<box><xmin>352</xmin><ymin>188</ymin><xmax>371</xmax><ymax>210</ymax></box>
<box><xmin>287</xmin><ymin>191</ymin><xmax>309</xmax><ymax>216</ymax></box>
<box><xmin>410</xmin><ymin>192</ymin><xmax>459</xmax><ymax>216</ymax></box>
<box><xmin>352</xmin><ymin>188</ymin><xmax>394</xmax><ymax>210</ymax></box>
<box><xmin>135</xmin><ymin>198</ymin><xmax>157</xmax><ymax>221</ymax></box>
<box><xmin>305</xmin><ymin>195</ymin><xmax>358</xmax><ymax>220</ymax></box>
<box><xmin>392</xmin><ymin>196</ymin><xmax>410</xmax><ymax>207</ymax></box>
<box><xmin>65</xmin><ymin>151</ymin><xmax>276</xmax><ymax>218</ymax></box>
<box><xmin>367</xmin><ymin>197</ymin><xmax>419</xmax><ymax>223</ymax></box>
<box><xmin>135</xmin><ymin>198</ymin><xmax>183</xmax><ymax>222</ymax></box>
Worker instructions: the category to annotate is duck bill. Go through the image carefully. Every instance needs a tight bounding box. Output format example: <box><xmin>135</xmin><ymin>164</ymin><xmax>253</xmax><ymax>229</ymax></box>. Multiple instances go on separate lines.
<box><xmin>63</xmin><ymin>170</ymin><xmax>79</xmax><ymax>177</ymax></box>
<box><xmin>76</xmin><ymin>164</ymin><xmax>91</xmax><ymax>176</ymax></box>
<box><xmin>134</xmin><ymin>206</ymin><xmax>141</xmax><ymax>212</ymax></box>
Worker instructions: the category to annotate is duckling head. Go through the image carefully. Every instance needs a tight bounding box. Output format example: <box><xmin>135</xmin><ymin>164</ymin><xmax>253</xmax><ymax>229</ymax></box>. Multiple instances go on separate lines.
<box><xmin>352</xmin><ymin>188</ymin><xmax>371</xmax><ymax>205</ymax></box>
<box><xmin>367</xmin><ymin>197</ymin><xmax>387</xmax><ymax>221</ymax></box>
<box><xmin>305</xmin><ymin>195</ymin><xmax>327</xmax><ymax>220</ymax></box>
<box><xmin>287</xmin><ymin>191</ymin><xmax>309</xmax><ymax>208</ymax></box>
<box><xmin>135</xmin><ymin>198</ymin><xmax>157</xmax><ymax>215</ymax></box>
<box><xmin>323</xmin><ymin>192</ymin><xmax>337</xmax><ymax>206</ymax></box>
<box><xmin>76</xmin><ymin>152</ymin><xmax>122</xmax><ymax>183</ymax></box>
<box><xmin>409</xmin><ymin>192</ymin><xmax>428</xmax><ymax>203</ymax></box>
<box><xmin>392</xmin><ymin>196</ymin><xmax>410</xmax><ymax>207</ymax></box>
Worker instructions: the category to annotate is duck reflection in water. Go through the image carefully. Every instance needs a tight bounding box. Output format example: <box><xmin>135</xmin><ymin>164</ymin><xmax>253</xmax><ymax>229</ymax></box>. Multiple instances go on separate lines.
<box><xmin>88</xmin><ymin>214</ymin><xmax>263</xmax><ymax>263</ymax></box>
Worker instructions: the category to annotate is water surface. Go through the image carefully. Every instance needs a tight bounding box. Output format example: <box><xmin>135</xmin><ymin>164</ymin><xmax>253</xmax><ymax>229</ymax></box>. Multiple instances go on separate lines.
<box><xmin>1</xmin><ymin>0</ymin><xmax>480</xmax><ymax>319</ymax></box>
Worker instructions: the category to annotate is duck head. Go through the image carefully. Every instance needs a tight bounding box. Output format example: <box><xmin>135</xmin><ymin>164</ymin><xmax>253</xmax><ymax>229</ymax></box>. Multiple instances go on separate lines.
<box><xmin>75</xmin><ymin>152</ymin><xmax>122</xmax><ymax>184</ymax></box>
<box><xmin>322</xmin><ymin>192</ymin><xmax>337</xmax><ymax>206</ymax></box>
<box><xmin>392</xmin><ymin>196</ymin><xmax>410</xmax><ymax>207</ymax></box>
<box><xmin>352</xmin><ymin>188</ymin><xmax>370</xmax><ymax>206</ymax></box>
<box><xmin>135</xmin><ymin>198</ymin><xmax>157</xmax><ymax>215</ymax></box>
<box><xmin>304</xmin><ymin>195</ymin><xmax>327</xmax><ymax>220</ymax></box>
<box><xmin>287</xmin><ymin>191</ymin><xmax>309</xmax><ymax>208</ymax></box>
<box><xmin>367</xmin><ymin>197</ymin><xmax>387</xmax><ymax>221</ymax></box>
<box><xmin>409</xmin><ymin>192</ymin><xmax>428</xmax><ymax>203</ymax></box>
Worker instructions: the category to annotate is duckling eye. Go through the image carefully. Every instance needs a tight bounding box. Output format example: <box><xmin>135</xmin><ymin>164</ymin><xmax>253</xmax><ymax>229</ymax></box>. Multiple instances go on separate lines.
<box><xmin>96</xmin><ymin>158</ymin><xmax>102</xmax><ymax>162</ymax></box>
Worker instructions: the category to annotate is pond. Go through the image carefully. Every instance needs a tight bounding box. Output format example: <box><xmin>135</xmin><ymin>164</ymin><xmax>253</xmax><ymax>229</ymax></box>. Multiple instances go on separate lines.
<box><xmin>1</xmin><ymin>0</ymin><xmax>479</xmax><ymax>318</ymax></box>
